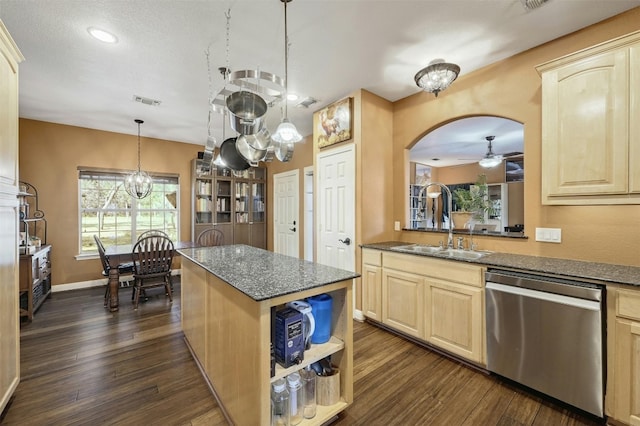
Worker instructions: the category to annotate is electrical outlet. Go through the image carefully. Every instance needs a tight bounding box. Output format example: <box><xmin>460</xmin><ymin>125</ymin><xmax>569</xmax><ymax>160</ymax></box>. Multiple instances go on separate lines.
<box><xmin>394</xmin><ymin>221</ymin><xmax>401</xmax><ymax>231</ymax></box>
<box><xmin>535</xmin><ymin>227</ymin><xmax>562</xmax><ymax>243</ymax></box>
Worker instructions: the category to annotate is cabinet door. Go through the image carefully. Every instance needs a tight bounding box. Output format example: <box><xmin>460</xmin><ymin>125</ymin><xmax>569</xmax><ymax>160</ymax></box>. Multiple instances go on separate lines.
<box><xmin>362</xmin><ymin>264</ymin><xmax>381</xmax><ymax>321</ymax></box>
<box><xmin>0</xmin><ymin>22</ymin><xmax>22</xmax><ymax>415</ymax></box>
<box><xmin>613</xmin><ymin>318</ymin><xmax>640</xmax><ymax>425</ymax></box>
<box><xmin>425</xmin><ymin>279</ymin><xmax>484</xmax><ymax>364</ymax></box>
<box><xmin>630</xmin><ymin>43</ymin><xmax>640</xmax><ymax>194</ymax></box>
<box><xmin>541</xmin><ymin>48</ymin><xmax>629</xmax><ymax>199</ymax></box>
<box><xmin>382</xmin><ymin>269</ymin><xmax>424</xmax><ymax>338</ymax></box>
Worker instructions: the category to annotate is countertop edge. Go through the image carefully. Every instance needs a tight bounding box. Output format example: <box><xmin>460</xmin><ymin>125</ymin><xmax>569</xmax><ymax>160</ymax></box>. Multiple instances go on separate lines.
<box><xmin>361</xmin><ymin>241</ymin><xmax>640</xmax><ymax>287</ymax></box>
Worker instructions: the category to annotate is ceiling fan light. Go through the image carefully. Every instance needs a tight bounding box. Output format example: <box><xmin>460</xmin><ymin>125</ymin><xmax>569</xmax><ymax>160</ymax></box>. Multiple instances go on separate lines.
<box><xmin>479</xmin><ymin>155</ymin><xmax>503</xmax><ymax>168</ymax></box>
<box><xmin>414</xmin><ymin>59</ymin><xmax>460</xmax><ymax>97</ymax></box>
<box><xmin>272</xmin><ymin>118</ymin><xmax>303</xmax><ymax>143</ymax></box>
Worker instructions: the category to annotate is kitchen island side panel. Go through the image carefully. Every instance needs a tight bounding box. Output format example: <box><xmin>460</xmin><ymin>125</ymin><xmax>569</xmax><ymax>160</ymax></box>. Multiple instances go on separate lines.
<box><xmin>182</xmin><ymin>256</ymin><xmax>270</xmax><ymax>425</ymax></box>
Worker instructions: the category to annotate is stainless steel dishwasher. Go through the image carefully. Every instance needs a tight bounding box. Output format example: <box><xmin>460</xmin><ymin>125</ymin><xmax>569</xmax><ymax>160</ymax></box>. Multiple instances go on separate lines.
<box><xmin>485</xmin><ymin>269</ymin><xmax>605</xmax><ymax>418</ymax></box>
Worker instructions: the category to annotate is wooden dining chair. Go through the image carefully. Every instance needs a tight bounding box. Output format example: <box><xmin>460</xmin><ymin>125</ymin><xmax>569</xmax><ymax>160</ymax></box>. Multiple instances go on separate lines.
<box><xmin>94</xmin><ymin>235</ymin><xmax>135</xmax><ymax>307</ymax></box>
<box><xmin>130</xmin><ymin>235</ymin><xmax>174</xmax><ymax>310</ymax></box>
<box><xmin>137</xmin><ymin>229</ymin><xmax>170</xmax><ymax>240</ymax></box>
<box><xmin>196</xmin><ymin>228</ymin><xmax>224</xmax><ymax>247</ymax></box>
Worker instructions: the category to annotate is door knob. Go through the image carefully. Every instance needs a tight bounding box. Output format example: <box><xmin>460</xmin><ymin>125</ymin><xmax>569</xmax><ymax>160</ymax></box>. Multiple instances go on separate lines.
<box><xmin>290</xmin><ymin>227</ymin><xmax>296</xmax><ymax>232</ymax></box>
<box><xmin>339</xmin><ymin>237</ymin><xmax>351</xmax><ymax>245</ymax></box>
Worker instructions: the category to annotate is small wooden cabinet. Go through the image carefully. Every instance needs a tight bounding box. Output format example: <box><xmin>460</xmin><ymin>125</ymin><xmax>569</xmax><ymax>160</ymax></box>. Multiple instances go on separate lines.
<box><xmin>611</xmin><ymin>289</ymin><xmax>640</xmax><ymax>425</ymax></box>
<box><xmin>363</xmin><ymin>249</ymin><xmax>486</xmax><ymax>366</ymax></box>
<box><xmin>425</xmin><ymin>278</ymin><xmax>483</xmax><ymax>364</ymax></box>
<box><xmin>361</xmin><ymin>248</ymin><xmax>382</xmax><ymax>321</ymax></box>
<box><xmin>19</xmin><ymin>245</ymin><xmax>52</xmax><ymax>321</ymax></box>
<box><xmin>382</xmin><ymin>268</ymin><xmax>425</xmax><ymax>339</ymax></box>
<box><xmin>537</xmin><ymin>30</ymin><xmax>640</xmax><ymax>205</ymax></box>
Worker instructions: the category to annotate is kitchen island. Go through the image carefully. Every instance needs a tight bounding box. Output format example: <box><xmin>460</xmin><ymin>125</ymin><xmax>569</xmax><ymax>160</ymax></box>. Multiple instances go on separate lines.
<box><xmin>178</xmin><ymin>245</ymin><xmax>359</xmax><ymax>425</ymax></box>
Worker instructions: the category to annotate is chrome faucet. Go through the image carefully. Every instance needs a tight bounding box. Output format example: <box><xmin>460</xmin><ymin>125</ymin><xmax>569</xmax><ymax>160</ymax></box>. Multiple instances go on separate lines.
<box><xmin>418</xmin><ymin>182</ymin><xmax>454</xmax><ymax>249</ymax></box>
<box><xmin>457</xmin><ymin>237</ymin><xmax>465</xmax><ymax>250</ymax></box>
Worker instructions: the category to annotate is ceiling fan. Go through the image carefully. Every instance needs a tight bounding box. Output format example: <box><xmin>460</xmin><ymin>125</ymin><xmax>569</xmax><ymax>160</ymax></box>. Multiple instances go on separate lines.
<box><xmin>477</xmin><ymin>136</ymin><xmax>522</xmax><ymax>168</ymax></box>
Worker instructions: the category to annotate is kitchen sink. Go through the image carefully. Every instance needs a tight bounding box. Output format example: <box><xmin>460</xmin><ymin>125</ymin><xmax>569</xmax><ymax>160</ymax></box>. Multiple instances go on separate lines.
<box><xmin>441</xmin><ymin>249</ymin><xmax>490</xmax><ymax>260</ymax></box>
<box><xmin>391</xmin><ymin>244</ymin><xmax>444</xmax><ymax>254</ymax></box>
<box><xmin>390</xmin><ymin>244</ymin><xmax>492</xmax><ymax>260</ymax></box>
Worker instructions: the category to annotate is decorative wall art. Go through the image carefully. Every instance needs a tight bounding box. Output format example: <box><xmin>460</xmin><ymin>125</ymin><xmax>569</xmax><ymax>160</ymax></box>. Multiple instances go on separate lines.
<box><xmin>315</xmin><ymin>97</ymin><xmax>352</xmax><ymax>148</ymax></box>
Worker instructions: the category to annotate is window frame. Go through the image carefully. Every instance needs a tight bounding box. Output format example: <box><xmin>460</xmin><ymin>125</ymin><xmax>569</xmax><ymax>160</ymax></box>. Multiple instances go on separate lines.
<box><xmin>78</xmin><ymin>167</ymin><xmax>180</xmax><ymax>255</ymax></box>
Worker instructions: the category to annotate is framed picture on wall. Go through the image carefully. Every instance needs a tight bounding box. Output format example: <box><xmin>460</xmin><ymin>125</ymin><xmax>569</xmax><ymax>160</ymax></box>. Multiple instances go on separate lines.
<box><xmin>315</xmin><ymin>97</ymin><xmax>352</xmax><ymax>149</ymax></box>
<box><xmin>506</xmin><ymin>157</ymin><xmax>524</xmax><ymax>182</ymax></box>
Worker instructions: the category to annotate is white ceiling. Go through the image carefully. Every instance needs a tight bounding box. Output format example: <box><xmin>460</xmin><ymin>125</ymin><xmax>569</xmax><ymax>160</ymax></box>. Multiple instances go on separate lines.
<box><xmin>1</xmin><ymin>0</ymin><xmax>638</xmax><ymax>154</ymax></box>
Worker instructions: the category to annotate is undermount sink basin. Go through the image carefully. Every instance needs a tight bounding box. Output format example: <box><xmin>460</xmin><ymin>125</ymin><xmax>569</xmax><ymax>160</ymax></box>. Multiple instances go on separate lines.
<box><xmin>391</xmin><ymin>244</ymin><xmax>444</xmax><ymax>254</ymax></box>
<box><xmin>390</xmin><ymin>244</ymin><xmax>492</xmax><ymax>260</ymax></box>
<box><xmin>441</xmin><ymin>249</ymin><xmax>490</xmax><ymax>260</ymax></box>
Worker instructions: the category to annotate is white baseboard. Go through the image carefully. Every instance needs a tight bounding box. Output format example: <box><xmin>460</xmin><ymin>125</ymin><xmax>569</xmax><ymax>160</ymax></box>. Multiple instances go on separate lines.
<box><xmin>51</xmin><ymin>270</ymin><xmax>181</xmax><ymax>293</ymax></box>
<box><xmin>353</xmin><ymin>309</ymin><xmax>365</xmax><ymax>322</ymax></box>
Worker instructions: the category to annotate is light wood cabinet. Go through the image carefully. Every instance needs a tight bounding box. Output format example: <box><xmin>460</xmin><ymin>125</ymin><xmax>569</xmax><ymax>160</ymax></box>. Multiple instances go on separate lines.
<box><xmin>363</xmin><ymin>249</ymin><xmax>486</xmax><ymax>365</ymax></box>
<box><xmin>0</xmin><ymin>20</ymin><xmax>23</xmax><ymax>415</ymax></box>
<box><xmin>425</xmin><ymin>278</ymin><xmax>483</xmax><ymax>364</ymax></box>
<box><xmin>537</xmin><ymin>30</ymin><xmax>640</xmax><ymax>205</ymax></box>
<box><xmin>361</xmin><ymin>249</ymin><xmax>382</xmax><ymax>321</ymax></box>
<box><xmin>382</xmin><ymin>268</ymin><xmax>425</xmax><ymax>339</ymax></box>
<box><xmin>611</xmin><ymin>289</ymin><xmax>640</xmax><ymax>425</ymax></box>
<box><xmin>181</xmin><ymin>255</ymin><xmax>353</xmax><ymax>425</ymax></box>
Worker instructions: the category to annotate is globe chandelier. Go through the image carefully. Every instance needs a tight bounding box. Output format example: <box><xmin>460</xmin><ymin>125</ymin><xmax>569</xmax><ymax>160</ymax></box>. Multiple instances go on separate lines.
<box><xmin>124</xmin><ymin>119</ymin><xmax>153</xmax><ymax>199</ymax></box>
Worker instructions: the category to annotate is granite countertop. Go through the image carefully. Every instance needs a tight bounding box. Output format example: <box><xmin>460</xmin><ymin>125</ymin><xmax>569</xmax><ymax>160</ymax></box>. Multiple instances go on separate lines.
<box><xmin>178</xmin><ymin>244</ymin><xmax>360</xmax><ymax>301</ymax></box>
<box><xmin>362</xmin><ymin>241</ymin><xmax>640</xmax><ymax>287</ymax></box>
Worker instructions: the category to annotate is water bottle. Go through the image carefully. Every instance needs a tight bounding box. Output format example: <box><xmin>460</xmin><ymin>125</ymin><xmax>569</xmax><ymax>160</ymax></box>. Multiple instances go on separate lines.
<box><xmin>301</xmin><ymin>366</ymin><xmax>317</xmax><ymax>419</ymax></box>
<box><xmin>271</xmin><ymin>378</ymin><xmax>290</xmax><ymax>426</ymax></box>
<box><xmin>286</xmin><ymin>372</ymin><xmax>303</xmax><ymax>425</ymax></box>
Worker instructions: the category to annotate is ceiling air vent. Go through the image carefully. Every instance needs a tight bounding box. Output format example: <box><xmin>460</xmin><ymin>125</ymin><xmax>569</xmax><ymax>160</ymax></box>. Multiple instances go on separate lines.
<box><xmin>133</xmin><ymin>95</ymin><xmax>162</xmax><ymax>107</ymax></box>
<box><xmin>520</xmin><ymin>0</ymin><xmax>550</xmax><ymax>10</ymax></box>
<box><xmin>296</xmin><ymin>97</ymin><xmax>318</xmax><ymax>108</ymax></box>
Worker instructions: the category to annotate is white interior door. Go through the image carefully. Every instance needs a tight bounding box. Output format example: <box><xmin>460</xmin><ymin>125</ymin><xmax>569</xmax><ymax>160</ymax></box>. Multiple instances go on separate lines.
<box><xmin>317</xmin><ymin>144</ymin><xmax>355</xmax><ymax>272</ymax></box>
<box><xmin>303</xmin><ymin>166</ymin><xmax>314</xmax><ymax>262</ymax></box>
<box><xmin>273</xmin><ymin>170</ymin><xmax>299</xmax><ymax>258</ymax></box>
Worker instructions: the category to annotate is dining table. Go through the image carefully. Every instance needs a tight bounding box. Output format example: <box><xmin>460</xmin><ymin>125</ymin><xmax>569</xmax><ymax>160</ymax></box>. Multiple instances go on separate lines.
<box><xmin>105</xmin><ymin>240</ymin><xmax>196</xmax><ymax>311</ymax></box>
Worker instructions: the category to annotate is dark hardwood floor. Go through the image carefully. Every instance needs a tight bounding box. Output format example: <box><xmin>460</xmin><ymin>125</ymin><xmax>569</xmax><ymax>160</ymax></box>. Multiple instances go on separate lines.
<box><xmin>2</xmin><ymin>279</ymin><xmax>603</xmax><ymax>425</ymax></box>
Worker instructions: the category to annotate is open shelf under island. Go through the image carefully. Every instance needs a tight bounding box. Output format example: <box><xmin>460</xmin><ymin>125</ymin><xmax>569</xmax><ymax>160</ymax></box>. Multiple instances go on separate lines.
<box><xmin>179</xmin><ymin>245</ymin><xmax>359</xmax><ymax>425</ymax></box>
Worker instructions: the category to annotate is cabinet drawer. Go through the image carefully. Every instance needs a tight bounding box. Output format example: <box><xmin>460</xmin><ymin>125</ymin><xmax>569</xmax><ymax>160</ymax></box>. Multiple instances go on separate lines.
<box><xmin>618</xmin><ymin>289</ymin><xmax>640</xmax><ymax>321</ymax></box>
<box><xmin>383</xmin><ymin>252</ymin><xmax>484</xmax><ymax>287</ymax></box>
<box><xmin>362</xmin><ymin>249</ymin><xmax>382</xmax><ymax>267</ymax></box>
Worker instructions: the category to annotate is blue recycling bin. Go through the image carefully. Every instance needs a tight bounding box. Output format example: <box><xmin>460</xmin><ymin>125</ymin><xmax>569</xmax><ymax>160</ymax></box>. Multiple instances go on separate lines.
<box><xmin>307</xmin><ymin>293</ymin><xmax>332</xmax><ymax>344</ymax></box>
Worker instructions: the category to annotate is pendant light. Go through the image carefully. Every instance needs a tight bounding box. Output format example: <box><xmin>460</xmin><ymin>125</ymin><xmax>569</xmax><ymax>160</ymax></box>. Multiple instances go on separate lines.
<box><xmin>272</xmin><ymin>0</ymin><xmax>303</xmax><ymax>144</ymax></box>
<box><xmin>124</xmin><ymin>119</ymin><xmax>153</xmax><ymax>199</ymax></box>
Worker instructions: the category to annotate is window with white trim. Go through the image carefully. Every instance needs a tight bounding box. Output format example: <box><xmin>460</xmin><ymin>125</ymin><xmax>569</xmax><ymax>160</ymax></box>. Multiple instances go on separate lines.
<box><xmin>79</xmin><ymin>168</ymin><xmax>179</xmax><ymax>254</ymax></box>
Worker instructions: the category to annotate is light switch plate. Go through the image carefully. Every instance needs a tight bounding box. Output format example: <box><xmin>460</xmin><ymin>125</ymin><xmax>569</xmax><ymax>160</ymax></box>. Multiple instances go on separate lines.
<box><xmin>394</xmin><ymin>221</ymin><xmax>401</xmax><ymax>231</ymax></box>
<box><xmin>535</xmin><ymin>227</ymin><xmax>562</xmax><ymax>243</ymax></box>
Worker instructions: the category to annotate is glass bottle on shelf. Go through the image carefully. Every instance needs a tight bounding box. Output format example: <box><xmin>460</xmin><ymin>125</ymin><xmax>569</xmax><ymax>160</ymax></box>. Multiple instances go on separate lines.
<box><xmin>271</xmin><ymin>378</ymin><xmax>290</xmax><ymax>426</ymax></box>
<box><xmin>301</xmin><ymin>367</ymin><xmax>317</xmax><ymax>419</ymax></box>
<box><xmin>286</xmin><ymin>372</ymin><xmax>303</xmax><ymax>425</ymax></box>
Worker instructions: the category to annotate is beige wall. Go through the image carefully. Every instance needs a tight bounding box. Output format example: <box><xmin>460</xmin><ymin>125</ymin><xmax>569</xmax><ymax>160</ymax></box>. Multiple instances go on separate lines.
<box><xmin>19</xmin><ymin>119</ymin><xmax>201</xmax><ymax>286</ymax></box>
<box><xmin>392</xmin><ymin>7</ymin><xmax>640</xmax><ymax>266</ymax></box>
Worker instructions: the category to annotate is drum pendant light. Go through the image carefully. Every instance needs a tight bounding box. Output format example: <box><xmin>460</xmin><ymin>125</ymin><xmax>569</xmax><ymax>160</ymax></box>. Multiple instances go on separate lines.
<box><xmin>124</xmin><ymin>119</ymin><xmax>153</xmax><ymax>199</ymax></box>
<box><xmin>272</xmin><ymin>0</ymin><xmax>303</xmax><ymax>144</ymax></box>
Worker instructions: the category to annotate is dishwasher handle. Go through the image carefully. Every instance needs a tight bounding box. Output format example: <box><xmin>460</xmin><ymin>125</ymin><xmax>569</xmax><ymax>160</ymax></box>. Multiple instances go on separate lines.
<box><xmin>485</xmin><ymin>270</ymin><xmax>602</xmax><ymax>302</ymax></box>
<box><xmin>486</xmin><ymin>282</ymin><xmax>602</xmax><ymax>311</ymax></box>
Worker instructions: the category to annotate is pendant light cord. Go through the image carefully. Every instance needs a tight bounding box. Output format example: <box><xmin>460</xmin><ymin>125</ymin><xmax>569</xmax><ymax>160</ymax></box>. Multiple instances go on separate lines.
<box><xmin>283</xmin><ymin>0</ymin><xmax>289</xmax><ymax>119</ymax></box>
<box><xmin>135</xmin><ymin>119</ymin><xmax>143</xmax><ymax>172</ymax></box>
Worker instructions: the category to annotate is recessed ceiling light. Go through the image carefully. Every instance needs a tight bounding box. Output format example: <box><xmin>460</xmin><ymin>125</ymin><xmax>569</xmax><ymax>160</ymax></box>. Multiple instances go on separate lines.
<box><xmin>287</xmin><ymin>93</ymin><xmax>299</xmax><ymax>101</ymax></box>
<box><xmin>87</xmin><ymin>27</ymin><xmax>118</xmax><ymax>44</ymax></box>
